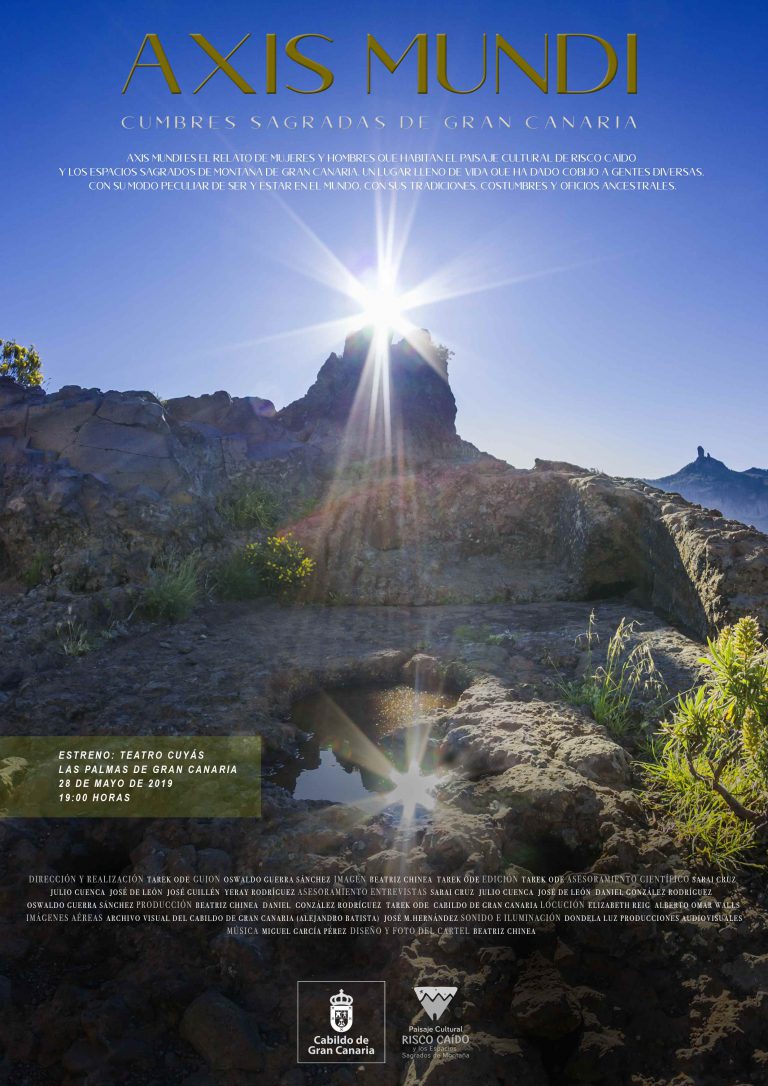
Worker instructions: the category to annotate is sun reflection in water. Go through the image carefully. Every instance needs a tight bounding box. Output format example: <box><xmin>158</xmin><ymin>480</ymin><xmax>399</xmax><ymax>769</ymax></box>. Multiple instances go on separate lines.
<box><xmin>282</xmin><ymin>684</ymin><xmax>453</xmax><ymax>830</ymax></box>
<box><xmin>384</xmin><ymin>761</ymin><xmax>440</xmax><ymax>825</ymax></box>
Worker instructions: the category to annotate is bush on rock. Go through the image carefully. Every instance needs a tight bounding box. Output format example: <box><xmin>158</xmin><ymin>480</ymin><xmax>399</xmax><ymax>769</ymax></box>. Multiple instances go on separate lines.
<box><xmin>644</xmin><ymin>616</ymin><xmax>768</xmax><ymax>868</ymax></box>
<box><xmin>215</xmin><ymin>533</ymin><xmax>314</xmax><ymax>600</ymax></box>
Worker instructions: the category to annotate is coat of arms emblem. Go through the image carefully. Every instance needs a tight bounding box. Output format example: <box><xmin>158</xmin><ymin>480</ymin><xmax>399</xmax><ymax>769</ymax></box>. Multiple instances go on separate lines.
<box><xmin>330</xmin><ymin>988</ymin><xmax>354</xmax><ymax>1033</ymax></box>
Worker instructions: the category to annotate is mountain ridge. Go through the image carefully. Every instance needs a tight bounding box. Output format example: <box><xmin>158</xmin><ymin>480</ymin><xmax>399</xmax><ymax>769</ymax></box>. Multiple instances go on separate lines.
<box><xmin>648</xmin><ymin>446</ymin><xmax>768</xmax><ymax>533</ymax></box>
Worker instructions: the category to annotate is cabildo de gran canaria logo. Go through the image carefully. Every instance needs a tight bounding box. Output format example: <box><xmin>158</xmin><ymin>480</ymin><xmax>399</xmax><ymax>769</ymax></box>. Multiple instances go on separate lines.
<box><xmin>297</xmin><ymin>980</ymin><xmax>386</xmax><ymax>1065</ymax></box>
<box><xmin>330</xmin><ymin>988</ymin><xmax>353</xmax><ymax>1032</ymax></box>
<box><xmin>304</xmin><ymin>988</ymin><xmax>372</xmax><ymax>1059</ymax></box>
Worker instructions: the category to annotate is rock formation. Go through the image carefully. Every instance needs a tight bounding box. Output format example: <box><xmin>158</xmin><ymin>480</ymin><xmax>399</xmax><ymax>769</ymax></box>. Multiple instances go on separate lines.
<box><xmin>1</xmin><ymin>338</ymin><xmax>768</xmax><ymax>649</ymax></box>
<box><xmin>294</xmin><ymin>457</ymin><xmax>768</xmax><ymax>636</ymax></box>
<box><xmin>649</xmin><ymin>446</ymin><xmax>768</xmax><ymax>534</ymax></box>
<box><xmin>278</xmin><ymin>328</ymin><xmax>461</xmax><ymax>459</ymax></box>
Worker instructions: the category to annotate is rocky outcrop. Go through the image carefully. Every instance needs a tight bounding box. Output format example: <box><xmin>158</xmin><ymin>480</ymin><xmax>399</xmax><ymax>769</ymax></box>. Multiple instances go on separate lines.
<box><xmin>1</xmin><ymin>380</ymin><xmax>183</xmax><ymax>495</ymax></box>
<box><xmin>1</xmin><ymin>341</ymin><xmax>767</xmax><ymax>641</ymax></box>
<box><xmin>0</xmin><ymin>378</ymin><xmax>312</xmax><ymax>596</ymax></box>
<box><xmin>0</xmin><ymin>377</ymin><xmax>302</xmax><ymax>498</ymax></box>
<box><xmin>278</xmin><ymin>328</ymin><xmax>462</xmax><ymax>460</ymax></box>
<box><xmin>649</xmin><ymin>446</ymin><xmax>768</xmax><ymax>534</ymax></box>
<box><xmin>293</xmin><ymin>459</ymin><xmax>768</xmax><ymax>637</ymax></box>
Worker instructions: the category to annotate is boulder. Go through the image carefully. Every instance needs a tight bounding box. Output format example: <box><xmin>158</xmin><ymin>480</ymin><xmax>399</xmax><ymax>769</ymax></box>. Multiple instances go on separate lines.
<box><xmin>294</xmin><ymin>459</ymin><xmax>768</xmax><ymax>636</ymax></box>
<box><xmin>96</xmin><ymin>393</ymin><xmax>165</xmax><ymax>428</ymax></box>
<box><xmin>27</xmin><ymin>395</ymin><xmax>100</xmax><ymax>451</ymax></box>
<box><xmin>555</xmin><ymin>733</ymin><xmax>632</xmax><ymax>788</ymax></box>
<box><xmin>723</xmin><ymin>953</ymin><xmax>768</xmax><ymax>994</ymax></box>
<box><xmin>179</xmin><ymin>989</ymin><xmax>264</xmax><ymax>1071</ymax></box>
<box><xmin>510</xmin><ymin>954</ymin><xmax>583</xmax><ymax>1039</ymax></box>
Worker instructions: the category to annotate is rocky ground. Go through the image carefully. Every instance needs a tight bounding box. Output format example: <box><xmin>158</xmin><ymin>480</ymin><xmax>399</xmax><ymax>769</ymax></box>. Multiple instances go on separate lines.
<box><xmin>1</xmin><ymin>599</ymin><xmax>767</xmax><ymax>1086</ymax></box>
<box><xmin>2</xmin><ymin>335</ymin><xmax>768</xmax><ymax>1084</ymax></box>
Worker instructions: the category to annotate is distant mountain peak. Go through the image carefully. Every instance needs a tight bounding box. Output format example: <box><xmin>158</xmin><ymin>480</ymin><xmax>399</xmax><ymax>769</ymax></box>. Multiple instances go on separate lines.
<box><xmin>649</xmin><ymin>449</ymin><xmax>768</xmax><ymax>532</ymax></box>
<box><xmin>689</xmin><ymin>446</ymin><xmax>729</xmax><ymax>472</ymax></box>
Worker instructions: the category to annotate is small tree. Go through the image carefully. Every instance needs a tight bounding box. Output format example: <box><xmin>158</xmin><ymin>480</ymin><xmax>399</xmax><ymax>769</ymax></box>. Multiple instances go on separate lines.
<box><xmin>656</xmin><ymin>617</ymin><xmax>768</xmax><ymax>826</ymax></box>
<box><xmin>0</xmin><ymin>340</ymin><xmax>44</xmax><ymax>387</ymax></box>
<box><xmin>434</xmin><ymin>342</ymin><xmax>454</xmax><ymax>373</ymax></box>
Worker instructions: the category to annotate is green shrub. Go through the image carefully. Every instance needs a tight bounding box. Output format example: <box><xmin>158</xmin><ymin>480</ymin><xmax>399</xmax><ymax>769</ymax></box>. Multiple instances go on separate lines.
<box><xmin>561</xmin><ymin>612</ymin><xmax>666</xmax><ymax>737</ymax></box>
<box><xmin>643</xmin><ymin>738</ymin><xmax>758</xmax><ymax>870</ymax></box>
<box><xmin>218</xmin><ymin>482</ymin><xmax>278</xmax><ymax>530</ymax></box>
<box><xmin>642</xmin><ymin>616</ymin><xmax>768</xmax><ymax>868</ymax></box>
<box><xmin>23</xmin><ymin>551</ymin><xmax>51</xmax><ymax>589</ymax></box>
<box><xmin>143</xmin><ymin>553</ymin><xmax>200</xmax><ymax>623</ymax></box>
<box><xmin>213</xmin><ymin>533</ymin><xmax>315</xmax><ymax>600</ymax></box>
<box><xmin>214</xmin><ymin>551</ymin><xmax>263</xmax><ymax>600</ymax></box>
<box><xmin>243</xmin><ymin>533</ymin><xmax>314</xmax><ymax>595</ymax></box>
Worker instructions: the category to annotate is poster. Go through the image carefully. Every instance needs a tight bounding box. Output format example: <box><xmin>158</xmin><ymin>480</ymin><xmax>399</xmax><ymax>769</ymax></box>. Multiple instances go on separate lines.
<box><xmin>2</xmin><ymin>2</ymin><xmax>767</xmax><ymax>1084</ymax></box>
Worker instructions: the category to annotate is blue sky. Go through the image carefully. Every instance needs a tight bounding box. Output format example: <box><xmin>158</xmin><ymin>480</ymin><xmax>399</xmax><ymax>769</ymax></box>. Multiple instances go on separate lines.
<box><xmin>2</xmin><ymin>0</ymin><xmax>766</xmax><ymax>477</ymax></box>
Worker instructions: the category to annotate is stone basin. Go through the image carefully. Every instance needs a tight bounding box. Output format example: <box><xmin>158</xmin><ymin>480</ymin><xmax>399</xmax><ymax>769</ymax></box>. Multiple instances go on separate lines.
<box><xmin>272</xmin><ymin>683</ymin><xmax>459</xmax><ymax>803</ymax></box>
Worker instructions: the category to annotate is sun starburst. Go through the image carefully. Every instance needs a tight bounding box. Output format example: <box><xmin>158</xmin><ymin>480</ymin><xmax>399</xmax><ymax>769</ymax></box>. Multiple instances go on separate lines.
<box><xmin>349</xmin><ymin>265</ymin><xmax>414</xmax><ymax>342</ymax></box>
<box><xmin>385</xmin><ymin>762</ymin><xmax>440</xmax><ymax>824</ymax></box>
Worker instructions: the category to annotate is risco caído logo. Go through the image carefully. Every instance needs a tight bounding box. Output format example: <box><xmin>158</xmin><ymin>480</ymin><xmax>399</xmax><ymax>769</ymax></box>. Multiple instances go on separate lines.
<box><xmin>402</xmin><ymin>984</ymin><xmax>469</xmax><ymax>1062</ymax></box>
<box><xmin>414</xmin><ymin>985</ymin><xmax>457</xmax><ymax>1022</ymax></box>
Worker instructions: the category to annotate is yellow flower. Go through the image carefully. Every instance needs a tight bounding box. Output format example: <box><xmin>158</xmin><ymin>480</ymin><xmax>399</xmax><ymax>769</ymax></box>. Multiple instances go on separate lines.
<box><xmin>742</xmin><ymin>707</ymin><xmax>763</xmax><ymax>760</ymax></box>
<box><xmin>733</xmin><ymin>616</ymin><xmax>761</xmax><ymax>659</ymax></box>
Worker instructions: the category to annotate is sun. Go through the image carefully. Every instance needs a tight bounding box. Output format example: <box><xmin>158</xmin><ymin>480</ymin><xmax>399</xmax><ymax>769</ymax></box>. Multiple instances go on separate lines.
<box><xmin>359</xmin><ymin>282</ymin><xmax>406</xmax><ymax>334</ymax></box>
<box><xmin>350</xmin><ymin>264</ymin><xmax>414</xmax><ymax>340</ymax></box>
